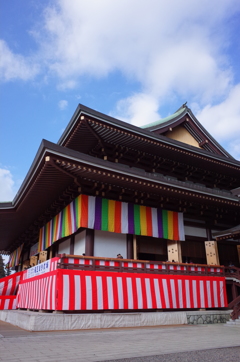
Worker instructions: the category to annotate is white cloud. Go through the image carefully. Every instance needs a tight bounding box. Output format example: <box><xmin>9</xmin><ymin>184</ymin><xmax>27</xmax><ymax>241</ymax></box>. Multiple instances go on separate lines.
<box><xmin>0</xmin><ymin>169</ymin><xmax>16</xmax><ymax>202</ymax></box>
<box><xmin>0</xmin><ymin>40</ymin><xmax>39</xmax><ymax>81</ymax></box>
<box><xmin>38</xmin><ymin>1</ymin><xmax>237</xmax><ymax>88</ymax></box>
<box><xmin>32</xmin><ymin>0</ymin><xmax>239</xmax><ymax>124</ymax></box>
<box><xmin>57</xmin><ymin>79</ymin><xmax>77</xmax><ymax>90</ymax></box>
<box><xmin>2</xmin><ymin>1</ymin><xmax>240</xmax><ymax>100</ymax></box>
<box><xmin>1</xmin><ymin>0</ymin><xmax>240</xmax><ymax>157</ymax></box>
<box><xmin>58</xmin><ymin>99</ymin><xmax>68</xmax><ymax>110</ymax></box>
<box><xmin>112</xmin><ymin>93</ymin><xmax>161</xmax><ymax>127</ymax></box>
<box><xmin>196</xmin><ymin>84</ymin><xmax>240</xmax><ymax>139</ymax></box>
<box><xmin>228</xmin><ymin>140</ymin><xmax>240</xmax><ymax>160</ymax></box>
<box><xmin>196</xmin><ymin>84</ymin><xmax>240</xmax><ymax>159</ymax></box>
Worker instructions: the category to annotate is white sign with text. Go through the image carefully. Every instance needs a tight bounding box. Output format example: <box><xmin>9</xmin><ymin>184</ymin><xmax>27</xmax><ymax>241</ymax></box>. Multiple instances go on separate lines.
<box><xmin>26</xmin><ymin>260</ymin><xmax>50</xmax><ymax>279</ymax></box>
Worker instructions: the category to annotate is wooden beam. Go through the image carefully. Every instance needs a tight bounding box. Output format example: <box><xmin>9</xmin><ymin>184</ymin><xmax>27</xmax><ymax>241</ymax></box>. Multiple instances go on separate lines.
<box><xmin>85</xmin><ymin>229</ymin><xmax>94</xmax><ymax>256</ymax></box>
<box><xmin>127</xmin><ymin>234</ymin><xmax>133</xmax><ymax>259</ymax></box>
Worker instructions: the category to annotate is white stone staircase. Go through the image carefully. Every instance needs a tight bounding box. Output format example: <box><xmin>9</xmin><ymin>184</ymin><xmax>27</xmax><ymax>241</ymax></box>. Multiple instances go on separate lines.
<box><xmin>225</xmin><ymin>315</ymin><xmax>240</xmax><ymax>327</ymax></box>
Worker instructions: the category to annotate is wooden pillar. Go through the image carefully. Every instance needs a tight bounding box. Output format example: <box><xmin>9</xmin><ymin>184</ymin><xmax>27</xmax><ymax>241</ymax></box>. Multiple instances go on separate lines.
<box><xmin>237</xmin><ymin>245</ymin><xmax>240</xmax><ymax>264</ymax></box>
<box><xmin>232</xmin><ymin>282</ymin><xmax>238</xmax><ymax>300</ymax></box>
<box><xmin>133</xmin><ymin>235</ymin><xmax>137</xmax><ymax>260</ymax></box>
<box><xmin>205</xmin><ymin>240</ymin><xmax>220</xmax><ymax>265</ymax></box>
<box><xmin>85</xmin><ymin>229</ymin><xmax>94</xmax><ymax>256</ymax></box>
<box><xmin>70</xmin><ymin>234</ymin><xmax>75</xmax><ymax>255</ymax></box>
<box><xmin>206</xmin><ymin>227</ymin><xmax>212</xmax><ymax>241</ymax></box>
<box><xmin>51</xmin><ymin>242</ymin><xmax>58</xmax><ymax>258</ymax></box>
<box><xmin>48</xmin><ymin>245</ymin><xmax>53</xmax><ymax>259</ymax></box>
<box><xmin>126</xmin><ymin>234</ymin><xmax>133</xmax><ymax>259</ymax></box>
<box><xmin>22</xmin><ymin>259</ymin><xmax>30</xmax><ymax>270</ymax></box>
<box><xmin>20</xmin><ymin>248</ymin><xmax>25</xmax><ymax>271</ymax></box>
<box><xmin>167</xmin><ymin>240</ymin><xmax>182</xmax><ymax>263</ymax></box>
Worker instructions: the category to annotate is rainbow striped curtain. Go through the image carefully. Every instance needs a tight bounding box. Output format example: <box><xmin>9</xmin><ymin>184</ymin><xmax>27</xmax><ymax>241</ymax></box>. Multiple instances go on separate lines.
<box><xmin>38</xmin><ymin>194</ymin><xmax>185</xmax><ymax>251</ymax></box>
<box><xmin>6</xmin><ymin>243</ymin><xmax>24</xmax><ymax>268</ymax></box>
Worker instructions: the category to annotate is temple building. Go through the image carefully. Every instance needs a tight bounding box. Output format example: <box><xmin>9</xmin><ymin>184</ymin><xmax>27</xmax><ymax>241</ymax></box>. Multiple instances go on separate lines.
<box><xmin>0</xmin><ymin>103</ymin><xmax>240</xmax><ymax>318</ymax></box>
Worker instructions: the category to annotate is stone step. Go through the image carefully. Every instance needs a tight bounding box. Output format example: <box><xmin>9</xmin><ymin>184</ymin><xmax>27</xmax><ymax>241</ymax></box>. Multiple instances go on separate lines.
<box><xmin>225</xmin><ymin>318</ymin><xmax>240</xmax><ymax>327</ymax></box>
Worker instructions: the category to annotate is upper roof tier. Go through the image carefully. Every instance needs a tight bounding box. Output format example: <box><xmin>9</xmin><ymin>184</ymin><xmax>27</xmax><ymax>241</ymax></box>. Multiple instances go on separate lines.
<box><xmin>141</xmin><ymin>103</ymin><xmax>233</xmax><ymax>159</ymax></box>
<box><xmin>58</xmin><ymin>104</ymin><xmax>234</xmax><ymax>160</ymax></box>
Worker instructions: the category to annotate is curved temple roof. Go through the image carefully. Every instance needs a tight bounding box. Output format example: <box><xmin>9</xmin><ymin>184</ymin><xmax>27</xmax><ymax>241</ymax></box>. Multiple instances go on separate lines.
<box><xmin>141</xmin><ymin>104</ymin><xmax>233</xmax><ymax>159</ymax></box>
<box><xmin>1</xmin><ymin>104</ymin><xmax>240</xmax><ymax>255</ymax></box>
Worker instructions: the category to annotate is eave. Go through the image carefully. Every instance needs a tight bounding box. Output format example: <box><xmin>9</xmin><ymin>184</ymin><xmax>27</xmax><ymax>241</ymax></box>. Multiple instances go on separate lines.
<box><xmin>213</xmin><ymin>225</ymin><xmax>240</xmax><ymax>241</ymax></box>
<box><xmin>58</xmin><ymin>105</ymin><xmax>240</xmax><ymax>178</ymax></box>
<box><xmin>1</xmin><ymin>140</ymin><xmax>240</xmax><ymax>254</ymax></box>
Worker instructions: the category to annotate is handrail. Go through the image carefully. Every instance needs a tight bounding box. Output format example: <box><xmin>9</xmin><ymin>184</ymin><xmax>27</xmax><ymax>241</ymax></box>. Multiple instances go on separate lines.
<box><xmin>58</xmin><ymin>254</ymin><xmax>224</xmax><ymax>267</ymax></box>
<box><xmin>224</xmin><ymin>266</ymin><xmax>240</xmax><ymax>282</ymax></box>
<box><xmin>57</xmin><ymin>254</ymin><xmax>225</xmax><ymax>277</ymax></box>
<box><xmin>228</xmin><ymin>294</ymin><xmax>240</xmax><ymax>308</ymax></box>
<box><xmin>228</xmin><ymin>295</ymin><xmax>240</xmax><ymax>320</ymax></box>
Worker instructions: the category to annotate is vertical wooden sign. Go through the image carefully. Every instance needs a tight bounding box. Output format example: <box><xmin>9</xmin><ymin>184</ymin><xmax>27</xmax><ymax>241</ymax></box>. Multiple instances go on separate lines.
<box><xmin>205</xmin><ymin>241</ymin><xmax>220</xmax><ymax>265</ymax></box>
<box><xmin>167</xmin><ymin>240</ymin><xmax>182</xmax><ymax>263</ymax></box>
<box><xmin>30</xmin><ymin>255</ymin><xmax>38</xmax><ymax>266</ymax></box>
<box><xmin>39</xmin><ymin>251</ymin><xmax>47</xmax><ymax>263</ymax></box>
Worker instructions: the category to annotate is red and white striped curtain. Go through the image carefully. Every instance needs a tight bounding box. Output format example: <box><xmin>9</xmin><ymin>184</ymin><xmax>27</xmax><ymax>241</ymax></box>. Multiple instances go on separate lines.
<box><xmin>17</xmin><ymin>269</ymin><xmax>227</xmax><ymax>311</ymax></box>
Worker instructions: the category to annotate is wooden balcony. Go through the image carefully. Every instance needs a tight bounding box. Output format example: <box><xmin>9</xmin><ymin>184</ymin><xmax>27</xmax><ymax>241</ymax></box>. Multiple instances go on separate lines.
<box><xmin>57</xmin><ymin>254</ymin><xmax>225</xmax><ymax>277</ymax></box>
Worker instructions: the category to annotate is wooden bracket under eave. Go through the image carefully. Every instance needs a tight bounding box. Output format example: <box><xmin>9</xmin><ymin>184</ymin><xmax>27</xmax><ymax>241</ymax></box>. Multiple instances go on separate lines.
<box><xmin>199</xmin><ymin>139</ymin><xmax>208</xmax><ymax>147</ymax></box>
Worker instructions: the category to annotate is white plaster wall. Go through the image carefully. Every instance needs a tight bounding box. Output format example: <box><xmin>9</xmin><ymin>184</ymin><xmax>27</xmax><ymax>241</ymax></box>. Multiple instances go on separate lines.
<box><xmin>58</xmin><ymin>238</ymin><xmax>71</xmax><ymax>254</ymax></box>
<box><xmin>184</xmin><ymin>226</ymin><xmax>207</xmax><ymax>238</ymax></box>
<box><xmin>94</xmin><ymin>230</ymin><xmax>126</xmax><ymax>258</ymax></box>
<box><xmin>74</xmin><ymin>230</ymin><xmax>86</xmax><ymax>256</ymax></box>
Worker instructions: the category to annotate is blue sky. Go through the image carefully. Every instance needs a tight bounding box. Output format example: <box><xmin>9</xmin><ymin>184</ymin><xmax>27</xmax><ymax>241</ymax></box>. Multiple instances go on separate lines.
<box><xmin>1</xmin><ymin>0</ymin><xmax>240</xmax><ymax>203</ymax></box>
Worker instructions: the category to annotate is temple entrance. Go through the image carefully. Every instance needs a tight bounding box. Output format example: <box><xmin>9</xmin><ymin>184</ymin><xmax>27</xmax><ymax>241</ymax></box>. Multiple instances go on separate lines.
<box><xmin>136</xmin><ymin>235</ymin><xmax>167</xmax><ymax>261</ymax></box>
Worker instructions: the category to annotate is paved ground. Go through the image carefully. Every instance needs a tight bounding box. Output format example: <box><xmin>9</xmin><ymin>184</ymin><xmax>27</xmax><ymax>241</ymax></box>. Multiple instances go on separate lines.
<box><xmin>104</xmin><ymin>347</ymin><xmax>240</xmax><ymax>362</ymax></box>
<box><xmin>0</xmin><ymin>320</ymin><xmax>239</xmax><ymax>362</ymax></box>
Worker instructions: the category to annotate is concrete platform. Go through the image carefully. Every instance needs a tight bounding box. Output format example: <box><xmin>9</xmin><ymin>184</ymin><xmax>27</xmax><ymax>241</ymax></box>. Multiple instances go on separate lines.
<box><xmin>0</xmin><ymin>309</ymin><xmax>231</xmax><ymax>331</ymax></box>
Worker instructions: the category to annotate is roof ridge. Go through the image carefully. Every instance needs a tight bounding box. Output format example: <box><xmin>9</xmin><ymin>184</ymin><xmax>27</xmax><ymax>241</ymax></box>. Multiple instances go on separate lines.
<box><xmin>141</xmin><ymin>104</ymin><xmax>187</xmax><ymax>129</ymax></box>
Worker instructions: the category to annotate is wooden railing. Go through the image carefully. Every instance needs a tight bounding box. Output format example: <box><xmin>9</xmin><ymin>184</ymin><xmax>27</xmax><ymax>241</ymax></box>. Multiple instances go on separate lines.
<box><xmin>228</xmin><ymin>295</ymin><xmax>240</xmax><ymax>320</ymax></box>
<box><xmin>57</xmin><ymin>254</ymin><xmax>225</xmax><ymax>277</ymax></box>
<box><xmin>224</xmin><ymin>266</ymin><xmax>240</xmax><ymax>282</ymax></box>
